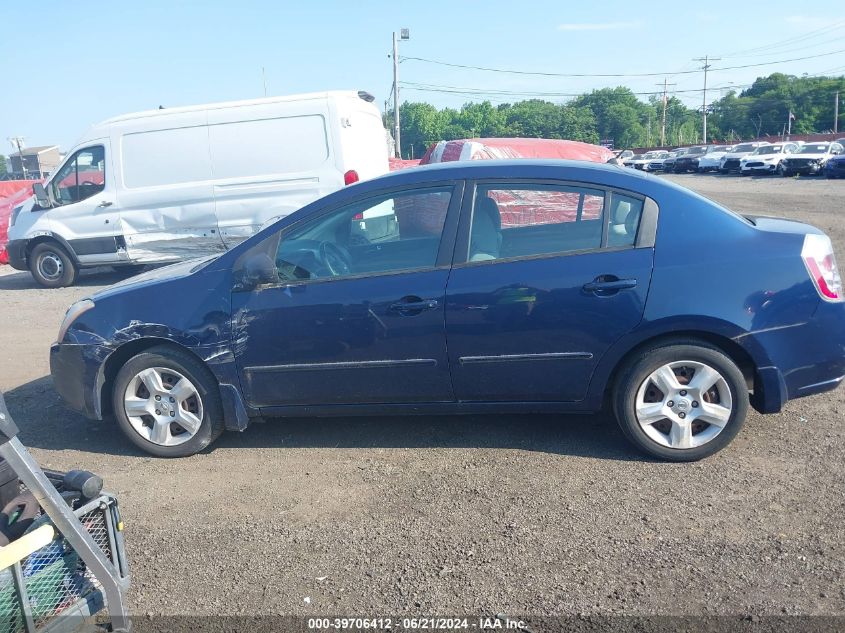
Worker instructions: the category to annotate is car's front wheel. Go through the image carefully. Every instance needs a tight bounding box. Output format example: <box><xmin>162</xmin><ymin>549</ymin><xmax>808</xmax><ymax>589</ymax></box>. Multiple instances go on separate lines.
<box><xmin>613</xmin><ymin>341</ymin><xmax>749</xmax><ymax>461</ymax></box>
<box><xmin>112</xmin><ymin>345</ymin><xmax>224</xmax><ymax>457</ymax></box>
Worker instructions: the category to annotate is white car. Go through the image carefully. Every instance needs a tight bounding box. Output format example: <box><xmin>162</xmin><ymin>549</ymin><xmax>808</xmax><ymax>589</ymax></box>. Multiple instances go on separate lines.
<box><xmin>626</xmin><ymin>151</ymin><xmax>667</xmax><ymax>170</ymax></box>
<box><xmin>780</xmin><ymin>142</ymin><xmax>845</xmax><ymax>176</ymax></box>
<box><xmin>696</xmin><ymin>145</ymin><xmax>733</xmax><ymax>172</ymax></box>
<box><xmin>641</xmin><ymin>151</ymin><xmax>671</xmax><ymax>171</ymax></box>
<box><xmin>739</xmin><ymin>142</ymin><xmax>799</xmax><ymax>176</ymax></box>
<box><xmin>719</xmin><ymin>142</ymin><xmax>771</xmax><ymax>174</ymax></box>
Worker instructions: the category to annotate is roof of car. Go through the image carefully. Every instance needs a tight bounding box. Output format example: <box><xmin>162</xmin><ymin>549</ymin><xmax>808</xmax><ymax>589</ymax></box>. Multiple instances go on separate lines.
<box><xmin>366</xmin><ymin>158</ymin><xmax>649</xmax><ymax>183</ymax></box>
<box><xmin>337</xmin><ymin>158</ymin><xmax>704</xmax><ymax>205</ymax></box>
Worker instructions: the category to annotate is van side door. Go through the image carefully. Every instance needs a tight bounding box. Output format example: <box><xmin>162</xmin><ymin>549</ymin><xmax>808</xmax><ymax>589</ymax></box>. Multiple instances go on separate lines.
<box><xmin>115</xmin><ymin>114</ymin><xmax>225</xmax><ymax>263</ymax></box>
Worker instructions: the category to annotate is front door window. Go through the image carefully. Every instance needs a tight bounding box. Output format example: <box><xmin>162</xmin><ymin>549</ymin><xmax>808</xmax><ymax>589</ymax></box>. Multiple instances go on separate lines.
<box><xmin>50</xmin><ymin>146</ymin><xmax>106</xmax><ymax>206</ymax></box>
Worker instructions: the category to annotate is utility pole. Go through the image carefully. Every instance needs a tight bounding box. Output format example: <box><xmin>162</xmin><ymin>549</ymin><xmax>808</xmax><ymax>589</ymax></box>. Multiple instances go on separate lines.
<box><xmin>392</xmin><ymin>32</ymin><xmax>400</xmax><ymax>158</ymax></box>
<box><xmin>391</xmin><ymin>29</ymin><xmax>410</xmax><ymax>159</ymax></box>
<box><xmin>656</xmin><ymin>78</ymin><xmax>676</xmax><ymax>146</ymax></box>
<box><xmin>693</xmin><ymin>55</ymin><xmax>720</xmax><ymax>143</ymax></box>
<box><xmin>836</xmin><ymin>91</ymin><xmax>840</xmax><ymax>134</ymax></box>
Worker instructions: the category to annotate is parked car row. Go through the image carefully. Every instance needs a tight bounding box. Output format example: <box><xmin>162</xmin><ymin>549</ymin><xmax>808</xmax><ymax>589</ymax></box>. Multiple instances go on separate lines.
<box><xmin>623</xmin><ymin>140</ymin><xmax>845</xmax><ymax>178</ymax></box>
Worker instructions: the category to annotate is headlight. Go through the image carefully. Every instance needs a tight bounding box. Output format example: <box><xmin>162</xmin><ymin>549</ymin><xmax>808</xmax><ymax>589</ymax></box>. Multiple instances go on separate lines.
<box><xmin>9</xmin><ymin>206</ymin><xmax>23</xmax><ymax>228</ymax></box>
<box><xmin>57</xmin><ymin>299</ymin><xmax>95</xmax><ymax>343</ymax></box>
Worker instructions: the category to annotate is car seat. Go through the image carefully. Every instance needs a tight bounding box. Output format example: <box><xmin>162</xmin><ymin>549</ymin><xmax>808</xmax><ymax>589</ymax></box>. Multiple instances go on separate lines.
<box><xmin>469</xmin><ymin>197</ymin><xmax>503</xmax><ymax>261</ymax></box>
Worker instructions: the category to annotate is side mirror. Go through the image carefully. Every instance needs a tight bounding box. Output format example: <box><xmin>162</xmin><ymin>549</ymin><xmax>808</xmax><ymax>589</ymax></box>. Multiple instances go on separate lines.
<box><xmin>32</xmin><ymin>183</ymin><xmax>51</xmax><ymax>209</ymax></box>
<box><xmin>235</xmin><ymin>252</ymin><xmax>278</xmax><ymax>291</ymax></box>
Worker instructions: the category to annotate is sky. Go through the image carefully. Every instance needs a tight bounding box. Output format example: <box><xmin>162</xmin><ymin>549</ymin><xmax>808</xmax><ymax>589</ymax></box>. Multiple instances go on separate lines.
<box><xmin>2</xmin><ymin>0</ymin><xmax>844</xmax><ymax>153</ymax></box>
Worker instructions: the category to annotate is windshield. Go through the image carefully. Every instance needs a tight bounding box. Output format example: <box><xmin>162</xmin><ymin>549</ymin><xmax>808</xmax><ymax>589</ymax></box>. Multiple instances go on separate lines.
<box><xmin>687</xmin><ymin>147</ymin><xmax>707</xmax><ymax>155</ymax></box>
<box><xmin>706</xmin><ymin>145</ymin><xmax>728</xmax><ymax>153</ymax></box>
<box><xmin>642</xmin><ymin>152</ymin><xmax>659</xmax><ymax>159</ymax></box>
<box><xmin>731</xmin><ymin>143</ymin><xmax>756</xmax><ymax>153</ymax></box>
<box><xmin>798</xmin><ymin>144</ymin><xmax>830</xmax><ymax>154</ymax></box>
<box><xmin>753</xmin><ymin>146</ymin><xmax>781</xmax><ymax>155</ymax></box>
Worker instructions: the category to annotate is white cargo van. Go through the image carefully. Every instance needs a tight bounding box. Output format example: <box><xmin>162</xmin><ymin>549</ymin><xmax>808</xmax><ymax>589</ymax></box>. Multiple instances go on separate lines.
<box><xmin>7</xmin><ymin>90</ymin><xmax>389</xmax><ymax>287</ymax></box>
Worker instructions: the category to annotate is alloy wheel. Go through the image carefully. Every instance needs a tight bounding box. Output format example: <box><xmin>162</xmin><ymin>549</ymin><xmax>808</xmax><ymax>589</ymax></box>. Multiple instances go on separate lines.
<box><xmin>634</xmin><ymin>360</ymin><xmax>733</xmax><ymax>450</ymax></box>
<box><xmin>123</xmin><ymin>367</ymin><xmax>204</xmax><ymax>447</ymax></box>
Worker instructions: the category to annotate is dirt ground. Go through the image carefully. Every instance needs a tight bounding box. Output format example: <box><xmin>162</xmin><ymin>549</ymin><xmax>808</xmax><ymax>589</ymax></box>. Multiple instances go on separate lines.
<box><xmin>0</xmin><ymin>173</ymin><xmax>844</xmax><ymax>620</ymax></box>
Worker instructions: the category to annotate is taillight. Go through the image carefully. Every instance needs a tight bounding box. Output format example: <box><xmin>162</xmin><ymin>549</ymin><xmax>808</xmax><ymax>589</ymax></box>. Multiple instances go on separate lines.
<box><xmin>802</xmin><ymin>234</ymin><xmax>844</xmax><ymax>302</ymax></box>
<box><xmin>352</xmin><ymin>212</ymin><xmax>363</xmax><ymax>221</ymax></box>
<box><xmin>344</xmin><ymin>170</ymin><xmax>359</xmax><ymax>185</ymax></box>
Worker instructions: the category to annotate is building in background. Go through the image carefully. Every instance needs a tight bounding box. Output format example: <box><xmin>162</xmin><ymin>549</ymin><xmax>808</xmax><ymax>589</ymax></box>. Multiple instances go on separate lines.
<box><xmin>8</xmin><ymin>145</ymin><xmax>61</xmax><ymax>179</ymax></box>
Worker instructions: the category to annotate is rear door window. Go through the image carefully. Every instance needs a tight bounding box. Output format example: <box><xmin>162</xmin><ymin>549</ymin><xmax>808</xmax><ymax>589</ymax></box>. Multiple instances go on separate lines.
<box><xmin>465</xmin><ymin>183</ymin><xmax>643</xmax><ymax>263</ymax></box>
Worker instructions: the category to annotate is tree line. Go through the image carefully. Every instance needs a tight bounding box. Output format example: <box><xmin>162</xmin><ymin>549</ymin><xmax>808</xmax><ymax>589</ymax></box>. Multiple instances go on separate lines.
<box><xmin>392</xmin><ymin>73</ymin><xmax>845</xmax><ymax>157</ymax></box>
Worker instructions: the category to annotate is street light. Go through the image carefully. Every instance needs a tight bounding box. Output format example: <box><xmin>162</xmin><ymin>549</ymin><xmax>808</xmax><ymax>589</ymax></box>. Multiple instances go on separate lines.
<box><xmin>392</xmin><ymin>28</ymin><xmax>409</xmax><ymax>158</ymax></box>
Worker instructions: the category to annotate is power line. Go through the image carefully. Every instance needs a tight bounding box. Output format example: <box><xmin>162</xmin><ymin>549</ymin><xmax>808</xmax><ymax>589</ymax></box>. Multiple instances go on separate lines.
<box><xmin>400</xmin><ymin>47</ymin><xmax>845</xmax><ymax>78</ymax></box>
<box><xmin>720</xmin><ymin>34</ymin><xmax>845</xmax><ymax>60</ymax></box>
<box><xmin>719</xmin><ymin>19</ymin><xmax>845</xmax><ymax>58</ymax></box>
<box><xmin>399</xmin><ymin>81</ymin><xmax>753</xmax><ymax>98</ymax></box>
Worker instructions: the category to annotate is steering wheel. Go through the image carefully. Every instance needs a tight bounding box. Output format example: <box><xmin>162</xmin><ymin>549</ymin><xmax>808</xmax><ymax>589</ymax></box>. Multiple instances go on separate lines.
<box><xmin>319</xmin><ymin>242</ymin><xmax>352</xmax><ymax>276</ymax></box>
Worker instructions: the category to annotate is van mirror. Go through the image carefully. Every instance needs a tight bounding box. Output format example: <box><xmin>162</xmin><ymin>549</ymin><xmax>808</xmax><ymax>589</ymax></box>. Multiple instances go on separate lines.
<box><xmin>32</xmin><ymin>183</ymin><xmax>51</xmax><ymax>209</ymax></box>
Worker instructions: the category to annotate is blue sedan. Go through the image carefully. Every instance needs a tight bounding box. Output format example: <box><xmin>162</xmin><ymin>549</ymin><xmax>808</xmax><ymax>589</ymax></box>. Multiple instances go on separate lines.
<box><xmin>49</xmin><ymin>160</ymin><xmax>845</xmax><ymax>460</ymax></box>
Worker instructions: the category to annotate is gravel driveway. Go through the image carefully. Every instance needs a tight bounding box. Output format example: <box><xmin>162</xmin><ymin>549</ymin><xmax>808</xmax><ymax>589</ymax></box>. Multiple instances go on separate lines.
<box><xmin>0</xmin><ymin>173</ymin><xmax>843</xmax><ymax>623</ymax></box>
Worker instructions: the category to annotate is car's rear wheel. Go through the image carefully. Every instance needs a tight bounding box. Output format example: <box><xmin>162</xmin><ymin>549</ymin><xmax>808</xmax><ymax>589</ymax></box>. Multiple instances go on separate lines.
<box><xmin>112</xmin><ymin>346</ymin><xmax>224</xmax><ymax>457</ymax></box>
<box><xmin>29</xmin><ymin>242</ymin><xmax>78</xmax><ymax>288</ymax></box>
<box><xmin>613</xmin><ymin>341</ymin><xmax>748</xmax><ymax>461</ymax></box>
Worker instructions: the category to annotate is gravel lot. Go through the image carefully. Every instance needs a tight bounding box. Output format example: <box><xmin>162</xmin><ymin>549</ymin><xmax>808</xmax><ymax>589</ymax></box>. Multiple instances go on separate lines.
<box><xmin>0</xmin><ymin>173</ymin><xmax>843</xmax><ymax>622</ymax></box>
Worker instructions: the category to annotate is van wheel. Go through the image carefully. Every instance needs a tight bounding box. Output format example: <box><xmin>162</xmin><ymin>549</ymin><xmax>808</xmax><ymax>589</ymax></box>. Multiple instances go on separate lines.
<box><xmin>112</xmin><ymin>345</ymin><xmax>224</xmax><ymax>457</ymax></box>
<box><xmin>612</xmin><ymin>341</ymin><xmax>749</xmax><ymax>462</ymax></box>
<box><xmin>29</xmin><ymin>242</ymin><xmax>78</xmax><ymax>288</ymax></box>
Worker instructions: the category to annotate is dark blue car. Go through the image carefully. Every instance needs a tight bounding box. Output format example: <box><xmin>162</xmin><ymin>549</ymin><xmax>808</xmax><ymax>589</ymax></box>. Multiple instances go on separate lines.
<box><xmin>49</xmin><ymin>160</ymin><xmax>845</xmax><ymax>460</ymax></box>
<box><xmin>824</xmin><ymin>153</ymin><xmax>845</xmax><ymax>178</ymax></box>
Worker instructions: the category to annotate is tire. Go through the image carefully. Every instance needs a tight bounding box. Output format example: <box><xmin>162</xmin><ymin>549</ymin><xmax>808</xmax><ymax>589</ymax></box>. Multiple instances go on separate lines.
<box><xmin>782</xmin><ymin>169</ymin><xmax>791</xmax><ymax>177</ymax></box>
<box><xmin>612</xmin><ymin>340</ymin><xmax>749</xmax><ymax>462</ymax></box>
<box><xmin>28</xmin><ymin>242</ymin><xmax>78</xmax><ymax>288</ymax></box>
<box><xmin>112</xmin><ymin>345</ymin><xmax>224</xmax><ymax>457</ymax></box>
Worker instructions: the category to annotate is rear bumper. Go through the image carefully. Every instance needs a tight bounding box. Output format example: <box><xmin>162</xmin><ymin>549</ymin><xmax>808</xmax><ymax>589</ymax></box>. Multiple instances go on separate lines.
<box><xmin>750</xmin><ymin>300</ymin><xmax>845</xmax><ymax>412</ymax></box>
<box><xmin>49</xmin><ymin>342</ymin><xmax>106</xmax><ymax>420</ymax></box>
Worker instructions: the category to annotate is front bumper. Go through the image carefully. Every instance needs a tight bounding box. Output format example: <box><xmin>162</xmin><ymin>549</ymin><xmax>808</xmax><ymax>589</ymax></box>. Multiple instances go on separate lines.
<box><xmin>784</xmin><ymin>162</ymin><xmax>823</xmax><ymax>175</ymax></box>
<box><xmin>5</xmin><ymin>239</ymin><xmax>28</xmax><ymax>271</ymax></box>
<box><xmin>721</xmin><ymin>158</ymin><xmax>741</xmax><ymax>172</ymax></box>
<box><xmin>740</xmin><ymin>162</ymin><xmax>778</xmax><ymax>173</ymax></box>
<box><xmin>50</xmin><ymin>342</ymin><xmax>107</xmax><ymax>420</ymax></box>
<box><xmin>674</xmin><ymin>159</ymin><xmax>699</xmax><ymax>171</ymax></box>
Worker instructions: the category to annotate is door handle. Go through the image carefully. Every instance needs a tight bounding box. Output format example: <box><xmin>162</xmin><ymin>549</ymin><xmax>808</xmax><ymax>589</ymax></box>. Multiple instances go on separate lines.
<box><xmin>97</xmin><ymin>201</ymin><xmax>113</xmax><ymax>208</ymax></box>
<box><xmin>583</xmin><ymin>277</ymin><xmax>638</xmax><ymax>294</ymax></box>
<box><xmin>388</xmin><ymin>298</ymin><xmax>439</xmax><ymax>314</ymax></box>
